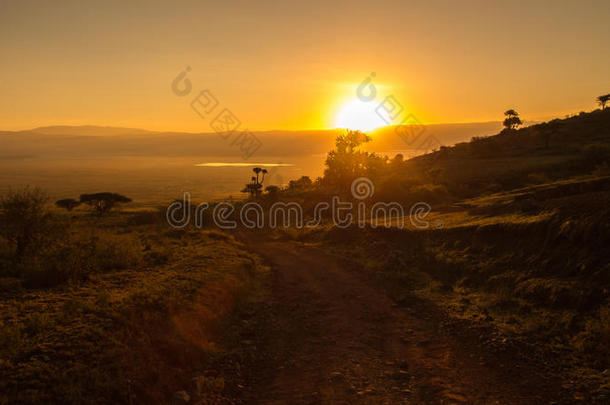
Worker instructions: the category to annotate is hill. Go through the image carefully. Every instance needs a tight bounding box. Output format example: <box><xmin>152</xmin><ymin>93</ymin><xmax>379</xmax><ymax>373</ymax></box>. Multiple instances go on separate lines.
<box><xmin>380</xmin><ymin>109</ymin><xmax>610</xmax><ymax>203</ymax></box>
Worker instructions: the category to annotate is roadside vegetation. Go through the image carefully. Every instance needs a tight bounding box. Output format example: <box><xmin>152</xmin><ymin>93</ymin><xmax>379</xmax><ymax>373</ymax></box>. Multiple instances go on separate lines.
<box><xmin>238</xmin><ymin>107</ymin><xmax>610</xmax><ymax>401</ymax></box>
<box><xmin>0</xmin><ymin>191</ymin><xmax>268</xmax><ymax>404</ymax></box>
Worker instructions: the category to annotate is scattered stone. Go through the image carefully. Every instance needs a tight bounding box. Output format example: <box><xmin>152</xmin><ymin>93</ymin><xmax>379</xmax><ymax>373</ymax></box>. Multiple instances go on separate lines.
<box><xmin>172</xmin><ymin>390</ymin><xmax>190</xmax><ymax>404</ymax></box>
<box><xmin>330</xmin><ymin>371</ymin><xmax>344</xmax><ymax>381</ymax></box>
<box><xmin>190</xmin><ymin>376</ymin><xmax>207</xmax><ymax>397</ymax></box>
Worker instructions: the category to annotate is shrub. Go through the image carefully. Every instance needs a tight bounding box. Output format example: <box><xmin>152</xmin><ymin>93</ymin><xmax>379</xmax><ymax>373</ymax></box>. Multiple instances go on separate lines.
<box><xmin>126</xmin><ymin>209</ymin><xmax>164</xmax><ymax>226</ymax></box>
<box><xmin>55</xmin><ymin>198</ymin><xmax>81</xmax><ymax>211</ymax></box>
<box><xmin>408</xmin><ymin>183</ymin><xmax>452</xmax><ymax>204</ymax></box>
<box><xmin>21</xmin><ymin>231</ymin><xmax>142</xmax><ymax>288</ymax></box>
<box><xmin>0</xmin><ymin>188</ymin><xmax>52</xmax><ymax>261</ymax></box>
<box><xmin>582</xmin><ymin>144</ymin><xmax>610</xmax><ymax>167</ymax></box>
<box><xmin>0</xmin><ymin>320</ymin><xmax>22</xmax><ymax>359</ymax></box>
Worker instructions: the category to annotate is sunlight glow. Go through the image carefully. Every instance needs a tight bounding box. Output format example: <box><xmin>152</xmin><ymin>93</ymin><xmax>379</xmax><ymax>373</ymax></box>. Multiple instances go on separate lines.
<box><xmin>334</xmin><ymin>99</ymin><xmax>391</xmax><ymax>132</ymax></box>
<box><xmin>196</xmin><ymin>163</ymin><xmax>294</xmax><ymax>167</ymax></box>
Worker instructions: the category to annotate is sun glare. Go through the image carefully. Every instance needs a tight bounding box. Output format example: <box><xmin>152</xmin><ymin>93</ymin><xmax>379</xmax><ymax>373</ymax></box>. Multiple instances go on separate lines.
<box><xmin>334</xmin><ymin>99</ymin><xmax>390</xmax><ymax>132</ymax></box>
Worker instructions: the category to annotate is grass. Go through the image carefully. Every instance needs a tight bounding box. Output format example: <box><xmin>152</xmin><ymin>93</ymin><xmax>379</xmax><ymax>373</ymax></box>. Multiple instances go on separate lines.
<box><xmin>0</xmin><ymin>212</ymin><xmax>269</xmax><ymax>405</ymax></box>
<box><xmin>307</xmin><ymin>175</ymin><xmax>610</xmax><ymax>400</ymax></box>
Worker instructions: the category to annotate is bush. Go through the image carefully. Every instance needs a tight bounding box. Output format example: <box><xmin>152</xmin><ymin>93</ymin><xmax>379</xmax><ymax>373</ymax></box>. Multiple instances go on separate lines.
<box><xmin>408</xmin><ymin>183</ymin><xmax>452</xmax><ymax>204</ymax></box>
<box><xmin>0</xmin><ymin>189</ymin><xmax>143</xmax><ymax>288</ymax></box>
<box><xmin>0</xmin><ymin>188</ymin><xmax>52</xmax><ymax>261</ymax></box>
<box><xmin>582</xmin><ymin>144</ymin><xmax>610</xmax><ymax>167</ymax></box>
<box><xmin>126</xmin><ymin>209</ymin><xmax>164</xmax><ymax>226</ymax></box>
<box><xmin>19</xmin><ymin>230</ymin><xmax>142</xmax><ymax>288</ymax></box>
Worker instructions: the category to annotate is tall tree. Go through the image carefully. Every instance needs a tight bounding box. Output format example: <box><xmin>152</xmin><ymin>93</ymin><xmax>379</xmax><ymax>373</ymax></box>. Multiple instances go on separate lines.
<box><xmin>597</xmin><ymin>94</ymin><xmax>610</xmax><ymax>110</ymax></box>
<box><xmin>503</xmin><ymin>109</ymin><xmax>522</xmax><ymax>131</ymax></box>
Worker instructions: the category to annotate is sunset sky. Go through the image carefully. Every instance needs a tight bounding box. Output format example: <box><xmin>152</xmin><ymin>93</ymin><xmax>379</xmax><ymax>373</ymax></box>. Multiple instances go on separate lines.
<box><xmin>1</xmin><ymin>0</ymin><xmax>609</xmax><ymax>132</ymax></box>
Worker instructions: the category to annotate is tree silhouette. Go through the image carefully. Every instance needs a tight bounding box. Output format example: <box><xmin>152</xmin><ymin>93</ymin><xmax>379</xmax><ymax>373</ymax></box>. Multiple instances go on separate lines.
<box><xmin>55</xmin><ymin>198</ymin><xmax>81</xmax><ymax>211</ymax></box>
<box><xmin>323</xmin><ymin>129</ymin><xmax>375</xmax><ymax>190</ymax></box>
<box><xmin>0</xmin><ymin>188</ymin><xmax>51</xmax><ymax>260</ymax></box>
<box><xmin>503</xmin><ymin>109</ymin><xmax>522</xmax><ymax>131</ymax></box>
<box><xmin>253</xmin><ymin>167</ymin><xmax>262</xmax><ymax>184</ymax></box>
<box><xmin>241</xmin><ymin>168</ymin><xmax>268</xmax><ymax>198</ymax></box>
<box><xmin>597</xmin><ymin>94</ymin><xmax>610</xmax><ymax>110</ymax></box>
<box><xmin>79</xmin><ymin>193</ymin><xmax>131</xmax><ymax>216</ymax></box>
<box><xmin>265</xmin><ymin>185</ymin><xmax>280</xmax><ymax>199</ymax></box>
<box><xmin>261</xmin><ymin>168</ymin><xmax>268</xmax><ymax>184</ymax></box>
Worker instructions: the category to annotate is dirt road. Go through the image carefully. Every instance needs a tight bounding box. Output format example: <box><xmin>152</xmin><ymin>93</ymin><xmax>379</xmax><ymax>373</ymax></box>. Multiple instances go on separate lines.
<box><xmin>243</xmin><ymin>239</ymin><xmax>565</xmax><ymax>404</ymax></box>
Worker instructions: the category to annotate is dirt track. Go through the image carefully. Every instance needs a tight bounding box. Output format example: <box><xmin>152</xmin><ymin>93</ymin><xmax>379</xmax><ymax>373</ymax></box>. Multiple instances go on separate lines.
<box><xmin>243</xmin><ymin>240</ymin><xmax>565</xmax><ymax>405</ymax></box>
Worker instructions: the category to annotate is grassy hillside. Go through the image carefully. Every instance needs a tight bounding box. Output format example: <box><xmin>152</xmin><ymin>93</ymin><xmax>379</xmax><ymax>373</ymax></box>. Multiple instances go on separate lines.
<box><xmin>0</xmin><ymin>208</ymin><xmax>269</xmax><ymax>404</ymax></box>
<box><xmin>404</xmin><ymin>108</ymin><xmax>610</xmax><ymax>199</ymax></box>
<box><xmin>260</xmin><ymin>109</ymin><xmax>610</xmax><ymax>402</ymax></box>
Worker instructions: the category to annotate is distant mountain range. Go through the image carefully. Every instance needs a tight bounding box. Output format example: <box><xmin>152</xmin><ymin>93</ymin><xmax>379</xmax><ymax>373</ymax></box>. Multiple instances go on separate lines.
<box><xmin>0</xmin><ymin>122</ymin><xmax>504</xmax><ymax>159</ymax></box>
<box><xmin>23</xmin><ymin>125</ymin><xmax>158</xmax><ymax>136</ymax></box>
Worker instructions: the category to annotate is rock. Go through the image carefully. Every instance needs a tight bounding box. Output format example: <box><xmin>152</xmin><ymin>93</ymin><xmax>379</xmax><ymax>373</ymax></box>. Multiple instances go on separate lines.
<box><xmin>190</xmin><ymin>376</ymin><xmax>207</xmax><ymax>397</ymax></box>
<box><xmin>172</xmin><ymin>390</ymin><xmax>190</xmax><ymax>404</ymax></box>
<box><xmin>330</xmin><ymin>371</ymin><xmax>343</xmax><ymax>380</ymax></box>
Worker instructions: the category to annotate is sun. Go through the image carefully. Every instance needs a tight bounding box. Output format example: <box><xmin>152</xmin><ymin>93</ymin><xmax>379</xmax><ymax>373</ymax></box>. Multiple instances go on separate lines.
<box><xmin>334</xmin><ymin>99</ymin><xmax>390</xmax><ymax>132</ymax></box>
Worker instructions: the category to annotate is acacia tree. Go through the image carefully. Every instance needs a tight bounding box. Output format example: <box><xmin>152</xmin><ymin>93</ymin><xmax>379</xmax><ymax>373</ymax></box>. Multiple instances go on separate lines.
<box><xmin>597</xmin><ymin>94</ymin><xmax>610</xmax><ymax>110</ymax></box>
<box><xmin>55</xmin><ymin>198</ymin><xmax>81</xmax><ymax>211</ymax></box>
<box><xmin>0</xmin><ymin>188</ymin><xmax>52</xmax><ymax>260</ymax></box>
<box><xmin>323</xmin><ymin>129</ymin><xmax>377</xmax><ymax>191</ymax></box>
<box><xmin>79</xmin><ymin>193</ymin><xmax>131</xmax><ymax>215</ymax></box>
<box><xmin>503</xmin><ymin>109</ymin><xmax>522</xmax><ymax>131</ymax></box>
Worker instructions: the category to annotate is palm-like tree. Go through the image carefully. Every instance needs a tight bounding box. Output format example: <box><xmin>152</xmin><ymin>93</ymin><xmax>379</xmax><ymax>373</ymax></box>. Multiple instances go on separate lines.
<box><xmin>253</xmin><ymin>167</ymin><xmax>262</xmax><ymax>184</ymax></box>
<box><xmin>241</xmin><ymin>167</ymin><xmax>268</xmax><ymax>198</ymax></box>
<box><xmin>597</xmin><ymin>94</ymin><xmax>610</xmax><ymax>110</ymax></box>
<box><xmin>261</xmin><ymin>168</ymin><xmax>268</xmax><ymax>184</ymax></box>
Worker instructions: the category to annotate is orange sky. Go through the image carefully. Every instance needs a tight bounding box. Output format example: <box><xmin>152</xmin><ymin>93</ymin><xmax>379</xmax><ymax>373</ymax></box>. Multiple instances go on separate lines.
<box><xmin>1</xmin><ymin>0</ymin><xmax>609</xmax><ymax>132</ymax></box>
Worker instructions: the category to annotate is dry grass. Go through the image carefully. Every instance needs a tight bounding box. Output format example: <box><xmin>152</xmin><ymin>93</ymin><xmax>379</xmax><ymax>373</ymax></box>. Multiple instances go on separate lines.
<box><xmin>0</xmin><ymin>213</ymin><xmax>268</xmax><ymax>405</ymax></box>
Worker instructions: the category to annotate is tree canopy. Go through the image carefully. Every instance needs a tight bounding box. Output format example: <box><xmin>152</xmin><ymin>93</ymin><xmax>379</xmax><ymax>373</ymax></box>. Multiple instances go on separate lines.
<box><xmin>79</xmin><ymin>193</ymin><xmax>131</xmax><ymax>215</ymax></box>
